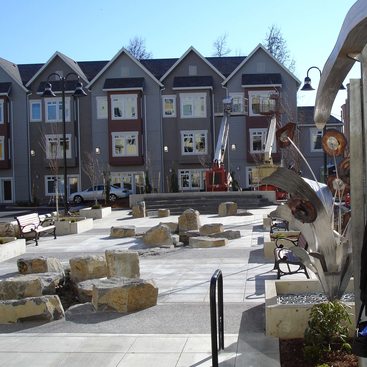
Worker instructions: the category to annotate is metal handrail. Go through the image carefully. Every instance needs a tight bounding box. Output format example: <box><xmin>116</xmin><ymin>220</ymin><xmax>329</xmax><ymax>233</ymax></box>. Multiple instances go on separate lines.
<box><xmin>210</xmin><ymin>269</ymin><xmax>224</xmax><ymax>367</ymax></box>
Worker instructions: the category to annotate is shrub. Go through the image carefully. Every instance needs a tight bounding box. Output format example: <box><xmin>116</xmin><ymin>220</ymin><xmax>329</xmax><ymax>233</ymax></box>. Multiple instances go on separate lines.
<box><xmin>303</xmin><ymin>300</ymin><xmax>352</xmax><ymax>363</ymax></box>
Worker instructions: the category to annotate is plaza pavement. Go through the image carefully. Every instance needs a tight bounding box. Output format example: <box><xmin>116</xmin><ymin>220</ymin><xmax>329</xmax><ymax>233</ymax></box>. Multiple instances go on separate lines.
<box><xmin>0</xmin><ymin>205</ymin><xmax>301</xmax><ymax>366</ymax></box>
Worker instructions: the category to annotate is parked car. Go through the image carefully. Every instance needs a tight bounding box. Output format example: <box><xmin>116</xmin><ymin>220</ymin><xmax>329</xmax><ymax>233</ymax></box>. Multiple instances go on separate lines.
<box><xmin>69</xmin><ymin>185</ymin><xmax>130</xmax><ymax>204</ymax></box>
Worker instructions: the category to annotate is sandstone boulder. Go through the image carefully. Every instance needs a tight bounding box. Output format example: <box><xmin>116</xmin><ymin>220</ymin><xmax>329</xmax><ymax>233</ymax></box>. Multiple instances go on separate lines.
<box><xmin>209</xmin><ymin>230</ymin><xmax>241</xmax><ymax>240</ymax></box>
<box><xmin>0</xmin><ymin>295</ymin><xmax>64</xmax><ymax>323</ymax></box>
<box><xmin>110</xmin><ymin>226</ymin><xmax>136</xmax><ymax>238</ymax></box>
<box><xmin>189</xmin><ymin>236</ymin><xmax>227</xmax><ymax>248</ymax></box>
<box><xmin>143</xmin><ymin>224</ymin><xmax>173</xmax><ymax>247</ymax></box>
<box><xmin>17</xmin><ymin>256</ymin><xmax>64</xmax><ymax>275</ymax></box>
<box><xmin>159</xmin><ymin>222</ymin><xmax>178</xmax><ymax>234</ymax></box>
<box><xmin>179</xmin><ymin>230</ymin><xmax>200</xmax><ymax>246</ymax></box>
<box><xmin>199</xmin><ymin>223</ymin><xmax>224</xmax><ymax>236</ymax></box>
<box><xmin>158</xmin><ymin>208</ymin><xmax>170</xmax><ymax>217</ymax></box>
<box><xmin>218</xmin><ymin>202</ymin><xmax>237</xmax><ymax>217</ymax></box>
<box><xmin>105</xmin><ymin>250</ymin><xmax>140</xmax><ymax>278</ymax></box>
<box><xmin>69</xmin><ymin>255</ymin><xmax>107</xmax><ymax>283</ymax></box>
<box><xmin>178</xmin><ymin>209</ymin><xmax>201</xmax><ymax>232</ymax></box>
<box><xmin>0</xmin><ymin>276</ymin><xmax>42</xmax><ymax>300</ymax></box>
<box><xmin>132</xmin><ymin>202</ymin><xmax>146</xmax><ymax>218</ymax></box>
<box><xmin>92</xmin><ymin>277</ymin><xmax>158</xmax><ymax>313</ymax></box>
<box><xmin>0</xmin><ymin>222</ymin><xmax>17</xmax><ymax>237</ymax></box>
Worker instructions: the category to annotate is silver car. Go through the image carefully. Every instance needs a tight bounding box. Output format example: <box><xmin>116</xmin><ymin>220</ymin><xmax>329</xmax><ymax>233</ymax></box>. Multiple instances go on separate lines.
<box><xmin>69</xmin><ymin>185</ymin><xmax>130</xmax><ymax>204</ymax></box>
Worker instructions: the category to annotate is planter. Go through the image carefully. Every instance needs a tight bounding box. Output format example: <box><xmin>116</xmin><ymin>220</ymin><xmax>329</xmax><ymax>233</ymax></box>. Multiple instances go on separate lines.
<box><xmin>55</xmin><ymin>217</ymin><xmax>94</xmax><ymax>236</ymax></box>
<box><xmin>265</xmin><ymin>278</ymin><xmax>355</xmax><ymax>339</ymax></box>
<box><xmin>79</xmin><ymin>206</ymin><xmax>112</xmax><ymax>220</ymax></box>
<box><xmin>0</xmin><ymin>237</ymin><xmax>26</xmax><ymax>262</ymax></box>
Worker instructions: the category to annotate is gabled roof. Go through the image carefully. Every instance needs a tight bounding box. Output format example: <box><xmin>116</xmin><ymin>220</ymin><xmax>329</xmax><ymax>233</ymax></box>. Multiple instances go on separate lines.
<box><xmin>87</xmin><ymin>47</ymin><xmax>163</xmax><ymax>89</ymax></box>
<box><xmin>297</xmin><ymin>106</ymin><xmax>342</xmax><ymax>125</ymax></box>
<box><xmin>0</xmin><ymin>57</ymin><xmax>28</xmax><ymax>92</ymax></box>
<box><xmin>160</xmin><ymin>46</ymin><xmax>225</xmax><ymax>82</ymax></box>
<box><xmin>222</xmin><ymin>44</ymin><xmax>301</xmax><ymax>86</ymax></box>
<box><xmin>207</xmin><ymin>56</ymin><xmax>245</xmax><ymax>78</ymax></box>
<box><xmin>140</xmin><ymin>58</ymin><xmax>177</xmax><ymax>80</ymax></box>
<box><xmin>173</xmin><ymin>76</ymin><xmax>213</xmax><ymax>90</ymax></box>
<box><xmin>25</xmin><ymin>51</ymin><xmax>88</xmax><ymax>88</ymax></box>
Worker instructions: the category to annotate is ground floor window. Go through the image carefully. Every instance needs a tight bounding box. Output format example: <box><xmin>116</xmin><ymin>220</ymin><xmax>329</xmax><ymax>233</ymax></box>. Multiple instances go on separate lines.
<box><xmin>178</xmin><ymin>169</ymin><xmax>205</xmax><ymax>191</ymax></box>
<box><xmin>45</xmin><ymin>175</ymin><xmax>79</xmax><ymax>197</ymax></box>
<box><xmin>0</xmin><ymin>178</ymin><xmax>12</xmax><ymax>202</ymax></box>
<box><xmin>110</xmin><ymin>171</ymin><xmax>145</xmax><ymax>193</ymax></box>
<box><xmin>245</xmin><ymin>167</ymin><xmax>256</xmax><ymax>188</ymax></box>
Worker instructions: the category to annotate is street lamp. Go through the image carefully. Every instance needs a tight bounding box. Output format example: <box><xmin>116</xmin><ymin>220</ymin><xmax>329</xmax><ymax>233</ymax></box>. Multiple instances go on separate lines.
<box><xmin>301</xmin><ymin>66</ymin><xmax>345</xmax><ymax>183</ymax></box>
<box><xmin>43</xmin><ymin>72</ymin><xmax>87</xmax><ymax>215</ymax></box>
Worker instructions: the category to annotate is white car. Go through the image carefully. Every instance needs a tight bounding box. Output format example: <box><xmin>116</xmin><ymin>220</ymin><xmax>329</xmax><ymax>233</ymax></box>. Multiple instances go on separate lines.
<box><xmin>69</xmin><ymin>185</ymin><xmax>130</xmax><ymax>204</ymax></box>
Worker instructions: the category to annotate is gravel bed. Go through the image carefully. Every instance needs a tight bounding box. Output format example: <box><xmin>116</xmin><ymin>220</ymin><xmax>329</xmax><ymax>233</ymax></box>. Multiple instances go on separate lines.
<box><xmin>277</xmin><ymin>292</ymin><xmax>355</xmax><ymax>304</ymax></box>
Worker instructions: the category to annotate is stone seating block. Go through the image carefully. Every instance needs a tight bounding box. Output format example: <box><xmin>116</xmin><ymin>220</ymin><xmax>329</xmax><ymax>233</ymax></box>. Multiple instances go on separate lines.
<box><xmin>159</xmin><ymin>222</ymin><xmax>178</xmax><ymax>233</ymax></box>
<box><xmin>92</xmin><ymin>277</ymin><xmax>158</xmax><ymax>313</ymax></box>
<box><xmin>158</xmin><ymin>208</ymin><xmax>170</xmax><ymax>217</ymax></box>
<box><xmin>209</xmin><ymin>230</ymin><xmax>241</xmax><ymax>240</ymax></box>
<box><xmin>69</xmin><ymin>255</ymin><xmax>107</xmax><ymax>283</ymax></box>
<box><xmin>178</xmin><ymin>209</ymin><xmax>201</xmax><ymax>232</ymax></box>
<box><xmin>132</xmin><ymin>202</ymin><xmax>146</xmax><ymax>218</ymax></box>
<box><xmin>0</xmin><ymin>222</ymin><xmax>17</xmax><ymax>237</ymax></box>
<box><xmin>179</xmin><ymin>230</ymin><xmax>200</xmax><ymax>246</ymax></box>
<box><xmin>105</xmin><ymin>250</ymin><xmax>140</xmax><ymax>278</ymax></box>
<box><xmin>17</xmin><ymin>256</ymin><xmax>64</xmax><ymax>275</ymax></box>
<box><xmin>199</xmin><ymin>223</ymin><xmax>224</xmax><ymax>236</ymax></box>
<box><xmin>189</xmin><ymin>236</ymin><xmax>227</xmax><ymax>248</ymax></box>
<box><xmin>110</xmin><ymin>226</ymin><xmax>136</xmax><ymax>238</ymax></box>
<box><xmin>143</xmin><ymin>224</ymin><xmax>173</xmax><ymax>247</ymax></box>
<box><xmin>218</xmin><ymin>202</ymin><xmax>237</xmax><ymax>217</ymax></box>
<box><xmin>0</xmin><ymin>276</ymin><xmax>43</xmax><ymax>300</ymax></box>
<box><xmin>0</xmin><ymin>295</ymin><xmax>64</xmax><ymax>323</ymax></box>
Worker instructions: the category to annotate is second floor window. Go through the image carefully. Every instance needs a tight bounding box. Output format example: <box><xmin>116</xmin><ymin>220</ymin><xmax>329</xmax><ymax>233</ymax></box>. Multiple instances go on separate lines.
<box><xmin>112</xmin><ymin>132</ymin><xmax>139</xmax><ymax>157</ymax></box>
<box><xmin>180</xmin><ymin>93</ymin><xmax>206</xmax><ymax>118</ymax></box>
<box><xmin>45</xmin><ymin>134</ymin><xmax>71</xmax><ymax>159</ymax></box>
<box><xmin>111</xmin><ymin>94</ymin><xmax>137</xmax><ymax>120</ymax></box>
<box><xmin>310</xmin><ymin>128</ymin><xmax>323</xmax><ymax>152</ymax></box>
<box><xmin>248</xmin><ymin>90</ymin><xmax>277</xmax><ymax>116</ymax></box>
<box><xmin>30</xmin><ymin>100</ymin><xmax>42</xmax><ymax>122</ymax></box>
<box><xmin>0</xmin><ymin>100</ymin><xmax>3</xmax><ymax>124</ymax></box>
<box><xmin>249</xmin><ymin>128</ymin><xmax>267</xmax><ymax>153</ymax></box>
<box><xmin>45</xmin><ymin>97</ymin><xmax>71</xmax><ymax>122</ymax></box>
<box><xmin>162</xmin><ymin>95</ymin><xmax>176</xmax><ymax>117</ymax></box>
<box><xmin>181</xmin><ymin>130</ymin><xmax>207</xmax><ymax>155</ymax></box>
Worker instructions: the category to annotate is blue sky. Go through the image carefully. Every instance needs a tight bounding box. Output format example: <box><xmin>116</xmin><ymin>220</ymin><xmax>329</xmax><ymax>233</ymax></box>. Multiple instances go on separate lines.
<box><xmin>2</xmin><ymin>0</ymin><xmax>360</xmax><ymax>118</ymax></box>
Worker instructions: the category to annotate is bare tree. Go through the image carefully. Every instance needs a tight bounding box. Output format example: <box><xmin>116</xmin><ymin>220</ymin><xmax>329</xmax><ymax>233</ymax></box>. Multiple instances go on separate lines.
<box><xmin>264</xmin><ymin>25</ymin><xmax>295</xmax><ymax>72</ymax></box>
<box><xmin>212</xmin><ymin>33</ymin><xmax>231</xmax><ymax>57</ymax></box>
<box><xmin>126</xmin><ymin>36</ymin><xmax>152</xmax><ymax>59</ymax></box>
<box><xmin>82</xmin><ymin>152</ymin><xmax>102</xmax><ymax>206</ymax></box>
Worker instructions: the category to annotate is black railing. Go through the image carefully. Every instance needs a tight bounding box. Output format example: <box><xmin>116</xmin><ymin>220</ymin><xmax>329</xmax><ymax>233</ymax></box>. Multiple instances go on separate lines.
<box><xmin>210</xmin><ymin>269</ymin><xmax>224</xmax><ymax>367</ymax></box>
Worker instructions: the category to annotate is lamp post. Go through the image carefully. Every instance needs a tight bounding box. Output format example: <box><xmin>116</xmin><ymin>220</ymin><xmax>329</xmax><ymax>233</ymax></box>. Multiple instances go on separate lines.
<box><xmin>43</xmin><ymin>72</ymin><xmax>87</xmax><ymax>215</ymax></box>
<box><xmin>301</xmin><ymin>66</ymin><xmax>345</xmax><ymax>183</ymax></box>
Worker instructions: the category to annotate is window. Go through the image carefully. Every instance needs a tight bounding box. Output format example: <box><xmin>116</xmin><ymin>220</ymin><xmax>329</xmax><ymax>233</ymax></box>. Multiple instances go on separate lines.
<box><xmin>310</xmin><ymin>128</ymin><xmax>323</xmax><ymax>152</ymax></box>
<box><xmin>45</xmin><ymin>134</ymin><xmax>72</xmax><ymax>159</ymax></box>
<box><xmin>162</xmin><ymin>95</ymin><xmax>176</xmax><ymax>117</ymax></box>
<box><xmin>179</xmin><ymin>169</ymin><xmax>205</xmax><ymax>191</ymax></box>
<box><xmin>249</xmin><ymin>128</ymin><xmax>267</xmax><ymax>153</ymax></box>
<box><xmin>246</xmin><ymin>167</ymin><xmax>255</xmax><ymax>188</ymax></box>
<box><xmin>45</xmin><ymin>175</ymin><xmax>63</xmax><ymax>195</ymax></box>
<box><xmin>111</xmin><ymin>172</ymin><xmax>133</xmax><ymax>191</ymax></box>
<box><xmin>248</xmin><ymin>90</ymin><xmax>277</xmax><ymax>116</ymax></box>
<box><xmin>96</xmin><ymin>96</ymin><xmax>108</xmax><ymax>119</ymax></box>
<box><xmin>112</xmin><ymin>132</ymin><xmax>139</xmax><ymax>157</ymax></box>
<box><xmin>181</xmin><ymin>130</ymin><xmax>207</xmax><ymax>155</ymax></box>
<box><xmin>0</xmin><ymin>136</ymin><xmax>4</xmax><ymax>160</ymax></box>
<box><xmin>0</xmin><ymin>100</ymin><xmax>3</xmax><ymax>124</ymax></box>
<box><xmin>45</xmin><ymin>97</ymin><xmax>71</xmax><ymax>122</ymax></box>
<box><xmin>111</xmin><ymin>94</ymin><xmax>137</xmax><ymax>120</ymax></box>
<box><xmin>30</xmin><ymin>100</ymin><xmax>42</xmax><ymax>122</ymax></box>
<box><xmin>229</xmin><ymin>93</ymin><xmax>245</xmax><ymax>114</ymax></box>
<box><xmin>180</xmin><ymin>93</ymin><xmax>206</xmax><ymax>118</ymax></box>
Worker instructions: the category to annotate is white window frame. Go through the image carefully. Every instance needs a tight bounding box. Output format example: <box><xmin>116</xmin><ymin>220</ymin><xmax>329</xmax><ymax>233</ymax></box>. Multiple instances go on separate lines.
<box><xmin>162</xmin><ymin>95</ymin><xmax>176</xmax><ymax>118</ymax></box>
<box><xmin>0</xmin><ymin>100</ymin><xmax>4</xmax><ymax>124</ymax></box>
<box><xmin>246</xmin><ymin>167</ymin><xmax>255</xmax><ymax>188</ymax></box>
<box><xmin>248</xmin><ymin>90</ymin><xmax>277</xmax><ymax>116</ymax></box>
<box><xmin>310</xmin><ymin>128</ymin><xmax>323</xmax><ymax>152</ymax></box>
<box><xmin>45</xmin><ymin>134</ymin><xmax>72</xmax><ymax>159</ymax></box>
<box><xmin>0</xmin><ymin>136</ymin><xmax>4</xmax><ymax>160</ymax></box>
<box><xmin>45</xmin><ymin>174</ymin><xmax>79</xmax><ymax>197</ymax></box>
<box><xmin>111</xmin><ymin>94</ymin><xmax>137</xmax><ymax>120</ymax></box>
<box><xmin>181</xmin><ymin>130</ymin><xmax>208</xmax><ymax>155</ymax></box>
<box><xmin>30</xmin><ymin>100</ymin><xmax>42</xmax><ymax>122</ymax></box>
<box><xmin>180</xmin><ymin>93</ymin><xmax>206</xmax><ymax>118</ymax></box>
<box><xmin>229</xmin><ymin>92</ymin><xmax>245</xmax><ymax>114</ymax></box>
<box><xmin>96</xmin><ymin>96</ymin><xmax>108</xmax><ymax>119</ymax></box>
<box><xmin>249</xmin><ymin>128</ymin><xmax>268</xmax><ymax>154</ymax></box>
<box><xmin>111</xmin><ymin>131</ymin><xmax>139</xmax><ymax>157</ymax></box>
<box><xmin>178</xmin><ymin>169</ymin><xmax>205</xmax><ymax>191</ymax></box>
<box><xmin>45</xmin><ymin>97</ymin><xmax>71</xmax><ymax>122</ymax></box>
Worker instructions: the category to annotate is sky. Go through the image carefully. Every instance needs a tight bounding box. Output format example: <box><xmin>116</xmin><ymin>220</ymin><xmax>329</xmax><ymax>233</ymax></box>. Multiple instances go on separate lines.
<box><xmin>2</xmin><ymin>0</ymin><xmax>361</xmax><ymax>119</ymax></box>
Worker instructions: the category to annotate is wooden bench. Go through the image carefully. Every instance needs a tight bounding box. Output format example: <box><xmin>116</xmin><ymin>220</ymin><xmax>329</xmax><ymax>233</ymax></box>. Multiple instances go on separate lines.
<box><xmin>273</xmin><ymin>233</ymin><xmax>310</xmax><ymax>279</ymax></box>
<box><xmin>15</xmin><ymin>213</ymin><xmax>56</xmax><ymax>246</ymax></box>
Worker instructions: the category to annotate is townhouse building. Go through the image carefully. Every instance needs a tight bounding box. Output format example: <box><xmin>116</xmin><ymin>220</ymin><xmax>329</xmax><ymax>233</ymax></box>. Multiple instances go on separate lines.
<box><xmin>0</xmin><ymin>43</ymin><xmax>330</xmax><ymax>205</ymax></box>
